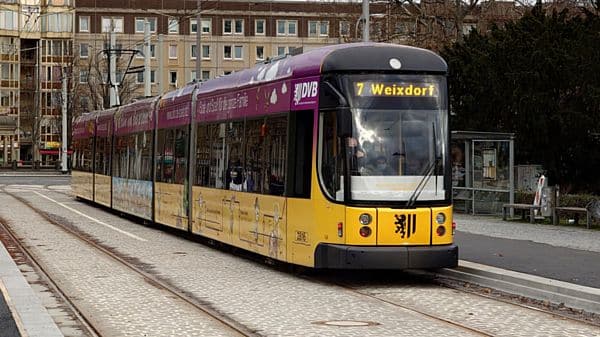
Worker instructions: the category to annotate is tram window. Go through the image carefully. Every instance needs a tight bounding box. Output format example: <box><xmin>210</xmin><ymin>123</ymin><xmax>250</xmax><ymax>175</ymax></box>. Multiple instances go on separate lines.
<box><xmin>94</xmin><ymin>137</ymin><xmax>105</xmax><ymax>174</ymax></box>
<box><xmin>82</xmin><ymin>138</ymin><xmax>93</xmax><ymax>172</ymax></box>
<box><xmin>265</xmin><ymin>115</ymin><xmax>287</xmax><ymax>196</ymax></box>
<box><xmin>244</xmin><ymin>118</ymin><xmax>266</xmax><ymax>193</ymax></box>
<box><xmin>318</xmin><ymin>111</ymin><xmax>343</xmax><ymax>200</ymax></box>
<box><xmin>195</xmin><ymin>124</ymin><xmax>211</xmax><ymax>186</ymax></box>
<box><xmin>224</xmin><ymin>121</ymin><xmax>245</xmax><ymax>191</ymax></box>
<box><xmin>140</xmin><ymin>131</ymin><xmax>152</xmax><ymax>181</ymax></box>
<box><xmin>156</xmin><ymin>127</ymin><xmax>188</xmax><ymax>184</ymax></box>
<box><xmin>155</xmin><ymin>129</ymin><xmax>166</xmax><ymax>182</ymax></box>
<box><xmin>208</xmin><ymin>123</ymin><xmax>225</xmax><ymax>188</ymax></box>
<box><xmin>162</xmin><ymin>129</ymin><xmax>175</xmax><ymax>183</ymax></box>
<box><xmin>113</xmin><ymin>136</ymin><xmax>128</xmax><ymax>178</ymax></box>
<box><xmin>286</xmin><ymin>110</ymin><xmax>313</xmax><ymax>198</ymax></box>
<box><xmin>128</xmin><ymin>135</ymin><xmax>138</xmax><ymax>179</ymax></box>
<box><xmin>173</xmin><ymin>128</ymin><xmax>188</xmax><ymax>184</ymax></box>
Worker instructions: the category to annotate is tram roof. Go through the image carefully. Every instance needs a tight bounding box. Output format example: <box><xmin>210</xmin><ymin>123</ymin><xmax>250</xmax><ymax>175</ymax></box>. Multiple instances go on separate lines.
<box><xmin>194</xmin><ymin>42</ymin><xmax>447</xmax><ymax>97</ymax></box>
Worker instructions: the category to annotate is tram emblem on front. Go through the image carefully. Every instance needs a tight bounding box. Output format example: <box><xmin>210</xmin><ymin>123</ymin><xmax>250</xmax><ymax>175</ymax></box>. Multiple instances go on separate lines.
<box><xmin>394</xmin><ymin>214</ymin><xmax>417</xmax><ymax>239</ymax></box>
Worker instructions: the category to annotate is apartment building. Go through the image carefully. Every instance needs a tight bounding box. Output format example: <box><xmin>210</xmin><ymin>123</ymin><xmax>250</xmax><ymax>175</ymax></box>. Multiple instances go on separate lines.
<box><xmin>0</xmin><ymin>0</ymin><xmax>74</xmax><ymax>165</ymax></box>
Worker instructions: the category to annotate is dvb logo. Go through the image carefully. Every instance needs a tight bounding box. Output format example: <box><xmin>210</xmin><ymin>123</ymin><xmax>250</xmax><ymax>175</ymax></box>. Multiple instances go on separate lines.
<box><xmin>293</xmin><ymin>81</ymin><xmax>318</xmax><ymax>105</ymax></box>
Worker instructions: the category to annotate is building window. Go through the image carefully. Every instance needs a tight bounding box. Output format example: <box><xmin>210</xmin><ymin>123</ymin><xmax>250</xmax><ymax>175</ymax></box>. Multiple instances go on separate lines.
<box><xmin>223</xmin><ymin>19</ymin><xmax>243</xmax><ymax>35</ymax></box>
<box><xmin>137</xmin><ymin>72</ymin><xmax>144</xmax><ymax>83</ymax></box>
<box><xmin>277</xmin><ymin>20</ymin><xmax>297</xmax><ymax>36</ymax></box>
<box><xmin>135</xmin><ymin>17</ymin><xmax>157</xmax><ymax>33</ymax></box>
<box><xmin>255</xmin><ymin>19</ymin><xmax>265</xmax><ymax>35</ymax></box>
<box><xmin>340</xmin><ymin>21</ymin><xmax>350</xmax><ymax>37</ymax></box>
<box><xmin>276</xmin><ymin>46</ymin><xmax>297</xmax><ymax>56</ymax></box>
<box><xmin>191</xmin><ymin>18</ymin><xmax>211</xmax><ymax>34</ymax></box>
<box><xmin>256</xmin><ymin>46</ymin><xmax>264</xmax><ymax>61</ymax></box>
<box><xmin>169</xmin><ymin>45</ymin><xmax>177</xmax><ymax>59</ymax></box>
<box><xmin>79</xmin><ymin>16</ymin><xmax>89</xmax><ymax>32</ymax></box>
<box><xmin>191</xmin><ymin>44</ymin><xmax>197</xmax><ymax>59</ymax></box>
<box><xmin>135</xmin><ymin>44</ymin><xmax>156</xmax><ymax>59</ymax></box>
<box><xmin>202</xmin><ymin>45</ymin><xmax>210</xmax><ymax>59</ymax></box>
<box><xmin>168</xmin><ymin>18</ymin><xmax>179</xmax><ymax>34</ymax></box>
<box><xmin>101</xmin><ymin>17</ymin><xmax>123</xmax><ymax>33</ymax></box>
<box><xmin>202</xmin><ymin>18</ymin><xmax>211</xmax><ymax>34</ymax></box>
<box><xmin>150</xmin><ymin>70</ymin><xmax>156</xmax><ymax>83</ymax></box>
<box><xmin>223</xmin><ymin>70</ymin><xmax>232</xmax><ymax>75</ymax></box>
<box><xmin>79</xmin><ymin>70</ymin><xmax>88</xmax><ymax>83</ymax></box>
<box><xmin>234</xmin><ymin>45</ymin><xmax>243</xmax><ymax>60</ymax></box>
<box><xmin>223</xmin><ymin>45</ymin><xmax>232</xmax><ymax>59</ymax></box>
<box><xmin>169</xmin><ymin>71</ymin><xmax>177</xmax><ymax>85</ymax></box>
<box><xmin>79</xmin><ymin>43</ymin><xmax>89</xmax><ymax>58</ymax></box>
<box><xmin>43</xmin><ymin>13</ymin><xmax>73</xmax><ymax>33</ymax></box>
<box><xmin>309</xmin><ymin>21</ymin><xmax>329</xmax><ymax>37</ymax></box>
<box><xmin>202</xmin><ymin>70</ymin><xmax>210</xmax><ymax>81</ymax></box>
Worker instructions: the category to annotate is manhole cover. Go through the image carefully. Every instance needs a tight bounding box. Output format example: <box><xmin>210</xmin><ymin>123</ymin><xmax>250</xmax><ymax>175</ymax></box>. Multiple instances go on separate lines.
<box><xmin>313</xmin><ymin>320</ymin><xmax>379</xmax><ymax>327</ymax></box>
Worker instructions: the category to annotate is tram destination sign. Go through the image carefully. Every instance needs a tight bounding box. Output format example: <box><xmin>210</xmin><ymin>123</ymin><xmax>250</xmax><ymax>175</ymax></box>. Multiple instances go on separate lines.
<box><xmin>354</xmin><ymin>81</ymin><xmax>439</xmax><ymax>98</ymax></box>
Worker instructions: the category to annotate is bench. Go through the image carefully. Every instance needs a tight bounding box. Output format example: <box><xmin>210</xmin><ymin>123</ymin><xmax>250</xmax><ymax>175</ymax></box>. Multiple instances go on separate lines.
<box><xmin>553</xmin><ymin>206</ymin><xmax>590</xmax><ymax>229</ymax></box>
<box><xmin>502</xmin><ymin>203</ymin><xmax>542</xmax><ymax>223</ymax></box>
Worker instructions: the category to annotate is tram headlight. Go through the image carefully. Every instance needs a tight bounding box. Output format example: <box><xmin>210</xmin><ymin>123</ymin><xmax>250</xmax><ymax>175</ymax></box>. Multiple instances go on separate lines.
<box><xmin>359</xmin><ymin>226</ymin><xmax>372</xmax><ymax>238</ymax></box>
<box><xmin>436</xmin><ymin>213</ymin><xmax>446</xmax><ymax>225</ymax></box>
<box><xmin>359</xmin><ymin>213</ymin><xmax>372</xmax><ymax>226</ymax></box>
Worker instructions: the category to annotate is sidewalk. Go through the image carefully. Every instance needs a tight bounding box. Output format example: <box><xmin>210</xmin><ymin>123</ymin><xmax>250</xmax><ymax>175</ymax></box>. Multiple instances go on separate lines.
<box><xmin>0</xmin><ymin>242</ymin><xmax>63</xmax><ymax>337</ymax></box>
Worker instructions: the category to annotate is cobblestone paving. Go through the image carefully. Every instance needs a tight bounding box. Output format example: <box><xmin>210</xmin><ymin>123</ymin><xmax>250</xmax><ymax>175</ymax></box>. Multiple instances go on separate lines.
<box><xmin>3</xmin><ymin>187</ymin><xmax>600</xmax><ymax>337</ymax></box>
<box><xmin>355</xmin><ymin>283</ymin><xmax>600</xmax><ymax>337</ymax></box>
<box><xmin>0</xmin><ymin>192</ymin><xmax>243</xmax><ymax>337</ymax></box>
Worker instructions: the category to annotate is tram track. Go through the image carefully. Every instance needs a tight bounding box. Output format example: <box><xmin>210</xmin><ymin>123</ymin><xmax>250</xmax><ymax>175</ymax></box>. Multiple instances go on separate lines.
<box><xmin>1</xmin><ymin>188</ymin><xmax>260</xmax><ymax>337</ymax></box>
<box><xmin>321</xmin><ymin>279</ymin><xmax>497</xmax><ymax>337</ymax></box>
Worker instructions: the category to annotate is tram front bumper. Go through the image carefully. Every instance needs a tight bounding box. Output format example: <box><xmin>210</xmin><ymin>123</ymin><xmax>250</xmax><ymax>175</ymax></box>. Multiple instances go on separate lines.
<box><xmin>314</xmin><ymin>243</ymin><xmax>458</xmax><ymax>270</ymax></box>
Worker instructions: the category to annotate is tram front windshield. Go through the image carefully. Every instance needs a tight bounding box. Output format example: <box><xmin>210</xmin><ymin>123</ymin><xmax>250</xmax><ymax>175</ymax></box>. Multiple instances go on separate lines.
<box><xmin>318</xmin><ymin>74</ymin><xmax>448</xmax><ymax>203</ymax></box>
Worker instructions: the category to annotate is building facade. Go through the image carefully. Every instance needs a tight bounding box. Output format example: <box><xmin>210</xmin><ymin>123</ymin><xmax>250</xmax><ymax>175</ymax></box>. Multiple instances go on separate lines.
<box><xmin>0</xmin><ymin>0</ymin><xmax>74</xmax><ymax>166</ymax></box>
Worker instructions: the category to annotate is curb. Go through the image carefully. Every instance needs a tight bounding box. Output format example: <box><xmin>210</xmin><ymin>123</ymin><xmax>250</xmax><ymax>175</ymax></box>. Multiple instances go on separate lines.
<box><xmin>0</xmin><ymin>243</ymin><xmax>64</xmax><ymax>337</ymax></box>
<box><xmin>436</xmin><ymin>260</ymin><xmax>600</xmax><ymax>314</ymax></box>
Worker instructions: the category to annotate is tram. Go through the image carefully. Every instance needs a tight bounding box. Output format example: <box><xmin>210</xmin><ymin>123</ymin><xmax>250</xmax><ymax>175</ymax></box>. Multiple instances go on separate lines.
<box><xmin>72</xmin><ymin>42</ymin><xmax>458</xmax><ymax>269</ymax></box>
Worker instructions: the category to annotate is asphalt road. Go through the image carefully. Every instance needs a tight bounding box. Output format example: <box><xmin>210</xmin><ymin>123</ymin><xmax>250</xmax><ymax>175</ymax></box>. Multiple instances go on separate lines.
<box><xmin>456</xmin><ymin>231</ymin><xmax>600</xmax><ymax>288</ymax></box>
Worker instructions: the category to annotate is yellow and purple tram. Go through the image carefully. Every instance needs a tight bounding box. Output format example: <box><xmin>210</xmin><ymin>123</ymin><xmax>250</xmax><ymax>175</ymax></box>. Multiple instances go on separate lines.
<box><xmin>72</xmin><ymin>42</ymin><xmax>458</xmax><ymax>269</ymax></box>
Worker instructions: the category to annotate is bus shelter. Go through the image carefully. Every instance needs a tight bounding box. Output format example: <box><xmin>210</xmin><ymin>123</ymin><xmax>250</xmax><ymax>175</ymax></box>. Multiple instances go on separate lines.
<box><xmin>451</xmin><ymin>131</ymin><xmax>515</xmax><ymax>215</ymax></box>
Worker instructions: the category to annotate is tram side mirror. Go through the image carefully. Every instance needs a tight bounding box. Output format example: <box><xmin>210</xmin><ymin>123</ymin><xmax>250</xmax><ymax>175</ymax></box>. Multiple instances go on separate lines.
<box><xmin>336</xmin><ymin>109</ymin><xmax>352</xmax><ymax>137</ymax></box>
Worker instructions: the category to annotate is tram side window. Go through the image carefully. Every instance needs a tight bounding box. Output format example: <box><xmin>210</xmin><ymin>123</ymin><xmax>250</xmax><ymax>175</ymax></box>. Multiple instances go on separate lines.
<box><xmin>244</xmin><ymin>118</ymin><xmax>265</xmax><ymax>193</ymax></box>
<box><xmin>286</xmin><ymin>111</ymin><xmax>313</xmax><ymax>198</ymax></box>
<box><xmin>156</xmin><ymin>127</ymin><xmax>188</xmax><ymax>184</ymax></box>
<box><xmin>140</xmin><ymin>131</ymin><xmax>152</xmax><ymax>180</ymax></box>
<box><xmin>94</xmin><ymin>137</ymin><xmax>105</xmax><ymax>174</ymax></box>
<box><xmin>319</xmin><ymin>111</ymin><xmax>344</xmax><ymax>200</ymax></box>
<box><xmin>195</xmin><ymin>124</ymin><xmax>210</xmax><ymax>187</ymax></box>
<box><xmin>155</xmin><ymin>129</ymin><xmax>166</xmax><ymax>181</ymax></box>
<box><xmin>113</xmin><ymin>136</ymin><xmax>128</xmax><ymax>178</ymax></box>
<box><xmin>224</xmin><ymin>121</ymin><xmax>245</xmax><ymax>191</ymax></box>
<box><xmin>73</xmin><ymin>139</ymin><xmax>93</xmax><ymax>172</ymax></box>
<box><xmin>208</xmin><ymin>123</ymin><xmax>225</xmax><ymax>188</ymax></box>
<box><xmin>126</xmin><ymin>131</ymin><xmax>152</xmax><ymax>181</ymax></box>
<box><xmin>264</xmin><ymin>115</ymin><xmax>287</xmax><ymax>196</ymax></box>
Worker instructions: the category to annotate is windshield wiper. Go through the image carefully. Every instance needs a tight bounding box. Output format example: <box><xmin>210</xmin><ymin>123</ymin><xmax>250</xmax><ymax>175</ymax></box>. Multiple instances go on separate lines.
<box><xmin>406</xmin><ymin>159</ymin><xmax>439</xmax><ymax>207</ymax></box>
<box><xmin>406</xmin><ymin>122</ymin><xmax>440</xmax><ymax>207</ymax></box>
